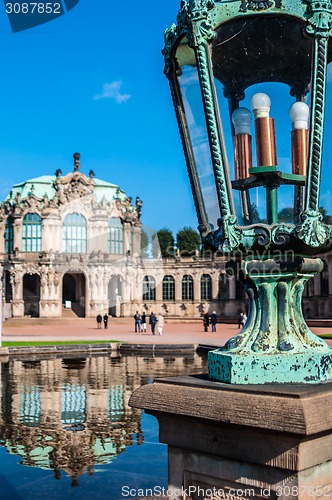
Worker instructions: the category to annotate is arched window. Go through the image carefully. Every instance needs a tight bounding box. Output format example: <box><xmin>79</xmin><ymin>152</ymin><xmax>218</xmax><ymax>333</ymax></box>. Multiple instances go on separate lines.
<box><xmin>162</xmin><ymin>275</ymin><xmax>175</xmax><ymax>301</ymax></box>
<box><xmin>201</xmin><ymin>274</ymin><xmax>212</xmax><ymax>301</ymax></box>
<box><xmin>321</xmin><ymin>261</ymin><xmax>329</xmax><ymax>297</ymax></box>
<box><xmin>22</xmin><ymin>213</ymin><xmax>42</xmax><ymax>252</ymax></box>
<box><xmin>218</xmin><ymin>274</ymin><xmax>229</xmax><ymax>301</ymax></box>
<box><xmin>63</xmin><ymin>213</ymin><xmax>87</xmax><ymax>253</ymax></box>
<box><xmin>142</xmin><ymin>275</ymin><xmax>156</xmax><ymax>301</ymax></box>
<box><xmin>109</xmin><ymin>218</ymin><xmax>124</xmax><ymax>254</ymax></box>
<box><xmin>108</xmin><ymin>385</ymin><xmax>125</xmax><ymax>422</ymax></box>
<box><xmin>182</xmin><ymin>275</ymin><xmax>193</xmax><ymax>301</ymax></box>
<box><xmin>61</xmin><ymin>384</ymin><xmax>86</xmax><ymax>429</ymax></box>
<box><xmin>20</xmin><ymin>386</ymin><xmax>41</xmax><ymax>427</ymax></box>
<box><xmin>4</xmin><ymin>216</ymin><xmax>14</xmax><ymax>253</ymax></box>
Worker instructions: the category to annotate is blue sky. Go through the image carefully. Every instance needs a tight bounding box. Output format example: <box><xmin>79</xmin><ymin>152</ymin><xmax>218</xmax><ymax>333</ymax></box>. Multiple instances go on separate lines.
<box><xmin>0</xmin><ymin>0</ymin><xmax>195</xmax><ymax>236</ymax></box>
<box><xmin>0</xmin><ymin>1</ymin><xmax>331</xmax><ymax>237</ymax></box>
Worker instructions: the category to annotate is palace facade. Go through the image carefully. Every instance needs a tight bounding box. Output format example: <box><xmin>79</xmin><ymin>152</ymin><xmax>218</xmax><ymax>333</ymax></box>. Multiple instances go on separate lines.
<box><xmin>0</xmin><ymin>153</ymin><xmax>331</xmax><ymax>320</ymax></box>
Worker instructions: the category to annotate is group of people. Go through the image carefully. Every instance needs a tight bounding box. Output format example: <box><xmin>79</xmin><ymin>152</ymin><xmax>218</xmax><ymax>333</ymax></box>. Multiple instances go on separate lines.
<box><xmin>96</xmin><ymin>313</ymin><xmax>108</xmax><ymax>329</ymax></box>
<box><xmin>203</xmin><ymin>311</ymin><xmax>218</xmax><ymax>332</ymax></box>
<box><xmin>203</xmin><ymin>310</ymin><xmax>248</xmax><ymax>332</ymax></box>
<box><xmin>97</xmin><ymin>309</ymin><xmax>247</xmax><ymax>334</ymax></box>
<box><xmin>134</xmin><ymin>311</ymin><xmax>164</xmax><ymax>335</ymax></box>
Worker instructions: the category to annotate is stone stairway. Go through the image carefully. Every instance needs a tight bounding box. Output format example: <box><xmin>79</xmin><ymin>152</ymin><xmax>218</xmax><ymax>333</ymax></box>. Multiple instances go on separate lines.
<box><xmin>62</xmin><ymin>306</ymin><xmax>78</xmax><ymax>318</ymax></box>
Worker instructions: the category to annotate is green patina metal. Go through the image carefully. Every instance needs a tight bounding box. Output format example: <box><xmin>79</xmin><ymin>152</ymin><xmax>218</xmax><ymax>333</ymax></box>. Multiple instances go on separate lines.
<box><xmin>165</xmin><ymin>0</ymin><xmax>332</xmax><ymax>383</ymax></box>
<box><xmin>209</xmin><ymin>257</ymin><xmax>332</xmax><ymax>383</ymax></box>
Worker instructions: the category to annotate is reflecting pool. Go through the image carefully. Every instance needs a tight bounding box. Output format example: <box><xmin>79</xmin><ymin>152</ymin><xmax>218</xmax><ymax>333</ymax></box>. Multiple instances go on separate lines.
<box><xmin>0</xmin><ymin>352</ymin><xmax>207</xmax><ymax>499</ymax></box>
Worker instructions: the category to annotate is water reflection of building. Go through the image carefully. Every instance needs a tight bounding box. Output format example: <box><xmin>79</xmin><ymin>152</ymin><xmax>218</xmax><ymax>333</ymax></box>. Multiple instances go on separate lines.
<box><xmin>0</xmin><ymin>355</ymin><xmax>142</xmax><ymax>486</ymax></box>
<box><xmin>0</xmin><ymin>353</ymin><xmax>207</xmax><ymax>486</ymax></box>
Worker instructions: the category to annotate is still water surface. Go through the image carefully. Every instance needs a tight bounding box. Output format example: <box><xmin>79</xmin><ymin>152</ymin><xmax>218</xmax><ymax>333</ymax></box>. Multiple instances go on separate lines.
<box><xmin>0</xmin><ymin>352</ymin><xmax>207</xmax><ymax>499</ymax></box>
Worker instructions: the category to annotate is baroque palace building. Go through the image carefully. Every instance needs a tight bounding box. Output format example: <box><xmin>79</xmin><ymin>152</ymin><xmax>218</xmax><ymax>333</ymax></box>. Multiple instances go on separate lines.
<box><xmin>0</xmin><ymin>153</ymin><xmax>331</xmax><ymax>320</ymax></box>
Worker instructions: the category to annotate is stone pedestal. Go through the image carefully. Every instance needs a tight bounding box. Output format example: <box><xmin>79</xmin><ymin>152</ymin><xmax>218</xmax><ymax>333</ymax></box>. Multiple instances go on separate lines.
<box><xmin>130</xmin><ymin>376</ymin><xmax>332</xmax><ymax>499</ymax></box>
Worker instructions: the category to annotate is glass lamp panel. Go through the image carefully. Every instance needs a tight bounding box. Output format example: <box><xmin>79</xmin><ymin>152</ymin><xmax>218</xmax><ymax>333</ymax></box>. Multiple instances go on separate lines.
<box><xmin>248</xmin><ymin>186</ymin><xmax>267</xmax><ymax>224</ymax></box>
<box><xmin>176</xmin><ymin>38</ymin><xmax>219</xmax><ymax>231</ymax></box>
<box><xmin>277</xmin><ymin>185</ymin><xmax>296</xmax><ymax>225</ymax></box>
<box><xmin>211</xmin><ymin>16</ymin><xmax>313</xmax><ymax>227</ymax></box>
<box><xmin>319</xmin><ymin>54</ymin><xmax>332</xmax><ymax>225</ymax></box>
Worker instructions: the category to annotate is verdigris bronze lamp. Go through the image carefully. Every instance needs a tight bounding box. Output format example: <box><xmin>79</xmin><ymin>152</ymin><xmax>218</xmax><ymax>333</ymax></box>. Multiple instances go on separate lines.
<box><xmin>164</xmin><ymin>0</ymin><xmax>332</xmax><ymax>383</ymax></box>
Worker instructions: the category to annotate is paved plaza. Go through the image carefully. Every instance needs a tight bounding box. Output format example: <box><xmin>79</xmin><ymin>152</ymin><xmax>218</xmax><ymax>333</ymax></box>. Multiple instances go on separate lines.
<box><xmin>2</xmin><ymin>318</ymin><xmax>332</xmax><ymax>347</ymax></box>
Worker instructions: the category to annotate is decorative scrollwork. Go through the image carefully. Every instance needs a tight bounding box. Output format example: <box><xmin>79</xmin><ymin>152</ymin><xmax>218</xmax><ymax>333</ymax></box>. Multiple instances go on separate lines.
<box><xmin>213</xmin><ymin>215</ymin><xmax>242</xmax><ymax>252</ymax></box>
<box><xmin>190</xmin><ymin>0</ymin><xmax>215</xmax><ymax>19</ymax></box>
<box><xmin>240</xmin><ymin>0</ymin><xmax>274</xmax><ymax>13</ymax></box>
<box><xmin>163</xmin><ymin>24</ymin><xmax>178</xmax><ymax>77</ymax></box>
<box><xmin>271</xmin><ymin>225</ymin><xmax>293</xmax><ymax>246</ymax></box>
<box><xmin>305</xmin><ymin>0</ymin><xmax>332</xmax><ymax>37</ymax></box>
<box><xmin>295</xmin><ymin>209</ymin><xmax>329</xmax><ymax>247</ymax></box>
<box><xmin>177</xmin><ymin>0</ymin><xmax>190</xmax><ymax>33</ymax></box>
<box><xmin>254</xmin><ymin>225</ymin><xmax>271</xmax><ymax>247</ymax></box>
<box><xmin>188</xmin><ymin>0</ymin><xmax>216</xmax><ymax>45</ymax></box>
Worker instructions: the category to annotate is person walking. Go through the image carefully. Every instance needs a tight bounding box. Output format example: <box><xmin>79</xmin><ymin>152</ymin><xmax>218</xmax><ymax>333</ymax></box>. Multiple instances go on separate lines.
<box><xmin>103</xmin><ymin>313</ymin><xmax>108</xmax><ymax>329</ymax></box>
<box><xmin>238</xmin><ymin>312</ymin><xmax>244</xmax><ymax>329</ymax></box>
<box><xmin>157</xmin><ymin>313</ymin><xmax>164</xmax><ymax>335</ymax></box>
<box><xmin>134</xmin><ymin>311</ymin><xmax>141</xmax><ymax>333</ymax></box>
<box><xmin>203</xmin><ymin>312</ymin><xmax>210</xmax><ymax>332</ymax></box>
<box><xmin>210</xmin><ymin>311</ymin><xmax>218</xmax><ymax>332</ymax></box>
<box><xmin>141</xmin><ymin>312</ymin><xmax>147</xmax><ymax>333</ymax></box>
<box><xmin>149</xmin><ymin>312</ymin><xmax>157</xmax><ymax>335</ymax></box>
<box><xmin>96</xmin><ymin>314</ymin><xmax>102</xmax><ymax>330</ymax></box>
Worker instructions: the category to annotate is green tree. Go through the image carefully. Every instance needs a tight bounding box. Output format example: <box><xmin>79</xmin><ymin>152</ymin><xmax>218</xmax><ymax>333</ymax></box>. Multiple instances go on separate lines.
<box><xmin>152</xmin><ymin>228</ymin><xmax>175</xmax><ymax>258</ymax></box>
<box><xmin>319</xmin><ymin>207</ymin><xmax>332</xmax><ymax>225</ymax></box>
<box><xmin>278</xmin><ymin>207</ymin><xmax>294</xmax><ymax>223</ymax></box>
<box><xmin>176</xmin><ymin>226</ymin><xmax>201</xmax><ymax>256</ymax></box>
<box><xmin>250</xmin><ymin>203</ymin><xmax>262</xmax><ymax>223</ymax></box>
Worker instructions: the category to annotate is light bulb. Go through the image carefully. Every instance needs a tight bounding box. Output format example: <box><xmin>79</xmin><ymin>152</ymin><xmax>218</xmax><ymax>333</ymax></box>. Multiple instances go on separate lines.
<box><xmin>250</xmin><ymin>93</ymin><xmax>271</xmax><ymax>118</ymax></box>
<box><xmin>289</xmin><ymin>101</ymin><xmax>310</xmax><ymax>130</ymax></box>
<box><xmin>231</xmin><ymin>107</ymin><xmax>252</xmax><ymax>135</ymax></box>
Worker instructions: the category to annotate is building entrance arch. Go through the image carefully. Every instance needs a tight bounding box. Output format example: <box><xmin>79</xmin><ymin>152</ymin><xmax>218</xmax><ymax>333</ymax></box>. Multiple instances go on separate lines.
<box><xmin>108</xmin><ymin>276</ymin><xmax>123</xmax><ymax>317</ymax></box>
<box><xmin>23</xmin><ymin>274</ymin><xmax>41</xmax><ymax>317</ymax></box>
<box><xmin>62</xmin><ymin>272</ymin><xmax>86</xmax><ymax>317</ymax></box>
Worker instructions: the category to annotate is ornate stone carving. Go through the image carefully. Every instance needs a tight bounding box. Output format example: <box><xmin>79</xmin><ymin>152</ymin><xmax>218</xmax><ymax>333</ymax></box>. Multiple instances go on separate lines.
<box><xmin>54</xmin><ymin>172</ymin><xmax>95</xmax><ymax>203</ymax></box>
<box><xmin>22</xmin><ymin>194</ymin><xmax>42</xmax><ymax>212</ymax></box>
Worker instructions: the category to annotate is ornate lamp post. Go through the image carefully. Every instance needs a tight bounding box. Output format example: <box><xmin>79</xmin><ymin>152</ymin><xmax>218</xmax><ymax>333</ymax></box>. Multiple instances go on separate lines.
<box><xmin>164</xmin><ymin>0</ymin><xmax>332</xmax><ymax>383</ymax></box>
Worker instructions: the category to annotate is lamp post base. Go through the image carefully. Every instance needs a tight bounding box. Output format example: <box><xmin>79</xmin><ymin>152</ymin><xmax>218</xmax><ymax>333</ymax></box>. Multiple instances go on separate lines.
<box><xmin>210</xmin><ymin>257</ymin><xmax>332</xmax><ymax>384</ymax></box>
<box><xmin>208</xmin><ymin>351</ymin><xmax>332</xmax><ymax>384</ymax></box>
